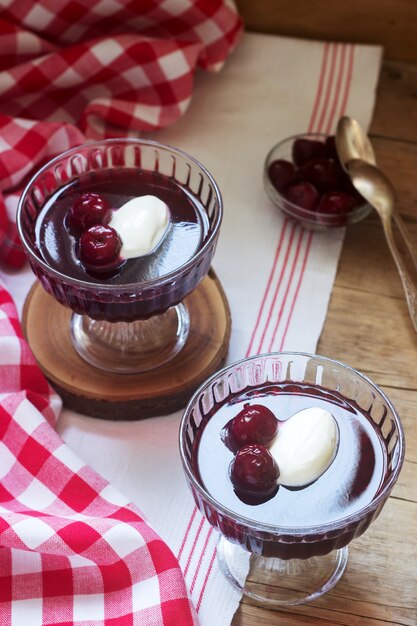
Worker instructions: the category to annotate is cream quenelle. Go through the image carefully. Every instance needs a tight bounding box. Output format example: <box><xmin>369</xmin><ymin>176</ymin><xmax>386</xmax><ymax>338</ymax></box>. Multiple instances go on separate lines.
<box><xmin>109</xmin><ymin>195</ymin><xmax>170</xmax><ymax>259</ymax></box>
<box><xmin>270</xmin><ymin>407</ymin><xmax>339</xmax><ymax>487</ymax></box>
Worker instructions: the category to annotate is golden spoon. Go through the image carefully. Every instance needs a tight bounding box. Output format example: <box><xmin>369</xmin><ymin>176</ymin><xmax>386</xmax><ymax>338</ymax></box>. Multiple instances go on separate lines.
<box><xmin>348</xmin><ymin>158</ymin><xmax>417</xmax><ymax>331</ymax></box>
<box><xmin>336</xmin><ymin>115</ymin><xmax>417</xmax><ymax>268</ymax></box>
<box><xmin>336</xmin><ymin>116</ymin><xmax>376</xmax><ymax>166</ymax></box>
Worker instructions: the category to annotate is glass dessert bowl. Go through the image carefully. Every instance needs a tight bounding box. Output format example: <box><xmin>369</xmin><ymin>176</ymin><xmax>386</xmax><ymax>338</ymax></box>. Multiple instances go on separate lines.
<box><xmin>17</xmin><ymin>139</ymin><xmax>222</xmax><ymax>373</ymax></box>
<box><xmin>179</xmin><ymin>352</ymin><xmax>405</xmax><ymax>606</ymax></box>
<box><xmin>263</xmin><ymin>132</ymin><xmax>372</xmax><ymax>230</ymax></box>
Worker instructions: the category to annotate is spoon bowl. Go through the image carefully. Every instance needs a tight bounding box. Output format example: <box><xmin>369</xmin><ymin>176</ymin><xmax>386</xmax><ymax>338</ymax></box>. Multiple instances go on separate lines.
<box><xmin>336</xmin><ymin>116</ymin><xmax>376</xmax><ymax>168</ymax></box>
<box><xmin>347</xmin><ymin>159</ymin><xmax>396</xmax><ymax>220</ymax></box>
<box><xmin>336</xmin><ymin>115</ymin><xmax>417</xmax><ymax>262</ymax></box>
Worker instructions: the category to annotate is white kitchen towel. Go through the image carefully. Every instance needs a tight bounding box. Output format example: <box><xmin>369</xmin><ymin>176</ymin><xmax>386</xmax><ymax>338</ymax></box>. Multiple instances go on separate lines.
<box><xmin>1</xmin><ymin>32</ymin><xmax>382</xmax><ymax>626</ymax></box>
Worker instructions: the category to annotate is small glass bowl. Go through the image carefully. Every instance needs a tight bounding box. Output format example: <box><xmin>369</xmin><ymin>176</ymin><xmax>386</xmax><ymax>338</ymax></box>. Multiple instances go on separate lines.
<box><xmin>263</xmin><ymin>133</ymin><xmax>372</xmax><ymax>230</ymax></box>
<box><xmin>179</xmin><ymin>352</ymin><xmax>405</xmax><ymax>605</ymax></box>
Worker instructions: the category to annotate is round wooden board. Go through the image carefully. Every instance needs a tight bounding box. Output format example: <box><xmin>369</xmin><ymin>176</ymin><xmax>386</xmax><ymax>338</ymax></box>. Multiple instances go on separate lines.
<box><xmin>22</xmin><ymin>269</ymin><xmax>231</xmax><ymax>420</ymax></box>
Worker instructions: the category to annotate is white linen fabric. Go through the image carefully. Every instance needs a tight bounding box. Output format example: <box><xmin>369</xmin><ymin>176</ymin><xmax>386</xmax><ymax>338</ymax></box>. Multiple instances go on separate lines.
<box><xmin>2</xmin><ymin>32</ymin><xmax>382</xmax><ymax>626</ymax></box>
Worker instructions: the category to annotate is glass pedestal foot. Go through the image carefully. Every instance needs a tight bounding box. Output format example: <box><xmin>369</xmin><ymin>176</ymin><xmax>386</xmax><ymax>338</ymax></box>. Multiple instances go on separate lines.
<box><xmin>70</xmin><ymin>303</ymin><xmax>190</xmax><ymax>374</ymax></box>
<box><xmin>217</xmin><ymin>536</ymin><xmax>348</xmax><ymax>606</ymax></box>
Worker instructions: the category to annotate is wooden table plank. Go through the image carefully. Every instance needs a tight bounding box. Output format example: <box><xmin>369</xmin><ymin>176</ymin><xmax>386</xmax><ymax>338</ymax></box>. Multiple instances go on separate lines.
<box><xmin>318</xmin><ymin>285</ymin><xmax>417</xmax><ymax>388</ymax></box>
<box><xmin>235</xmin><ymin>56</ymin><xmax>417</xmax><ymax>626</ymax></box>
<box><xmin>371</xmin><ymin>62</ymin><xmax>417</xmax><ymax>143</ymax></box>
<box><xmin>235</xmin><ymin>0</ymin><xmax>417</xmax><ymax>63</ymax></box>
<box><xmin>315</xmin><ymin>57</ymin><xmax>417</xmax><ymax>626</ymax></box>
<box><xmin>236</xmin><ymin>499</ymin><xmax>417</xmax><ymax>626</ymax></box>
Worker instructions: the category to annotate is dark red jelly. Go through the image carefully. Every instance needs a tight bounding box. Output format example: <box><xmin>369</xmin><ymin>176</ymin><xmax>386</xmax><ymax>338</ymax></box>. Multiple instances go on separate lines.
<box><xmin>195</xmin><ymin>383</ymin><xmax>387</xmax><ymax>530</ymax></box>
<box><xmin>26</xmin><ymin>167</ymin><xmax>217</xmax><ymax>321</ymax></box>
<box><xmin>35</xmin><ymin>168</ymin><xmax>207</xmax><ymax>286</ymax></box>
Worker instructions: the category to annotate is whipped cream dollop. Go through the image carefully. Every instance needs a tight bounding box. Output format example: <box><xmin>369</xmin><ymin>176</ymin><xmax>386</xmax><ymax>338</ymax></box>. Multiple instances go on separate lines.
<box><xmin>109</xmin><ymin>195</ymin><xmax>170</xmax><ymax>259</ymax></box>
<box><xmin>270</xmin><ymin>407</ymin><xmax>339</xmax><ymax>487</ymax></box>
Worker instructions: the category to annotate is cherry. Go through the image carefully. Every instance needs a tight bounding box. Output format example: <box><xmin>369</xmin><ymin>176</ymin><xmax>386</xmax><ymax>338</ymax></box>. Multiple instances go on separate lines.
<box><xmin>68</xmin><ymin>192</ymin><xmax>111</xmax><ymax>232</ymax></box>
<box><xmin>79</xmin><ymin>224</ymin><xmax>122</xmax><ymax>270</ymax></box>
<box><xmin>268</xmin><ymin>159</ymin><xmax>296</xmax><ymax>192</ymax></box>
<box><xmin>298</xmin><ymin>157</ymin><xmax>341</xmax><ymax>192</ymax></box>
<box><xmin>340</xmin><ymin>174</ymin><xmax>366</xmax><ymax>206</ymax></box>
<box><xmin>229</xmin><ymin>403</ymin><xmax>278</xmax><ymax>448</ymax></box>
<box><xmin>230</xmin><ymin>444</ymin><xmax>279</xmax><ymax>496</ymax></box>
<box><xmin>318</xmin><ymin>191</ymin><xmax>357</xmax><ymax>214</ymax></box>
<box><xmin>324</xmin><ymin>135</ymin><xmax>339</xmax><ymax>161</ymax></box>
<box><xmin>285</xmin><ymin>181</ymin><xmax>320</xmax><ymax>211</ymax></box>
<box><xmin>292</xmin><ymin>138</ymin><xmax>327</xmax><ymax>166</ymax></box>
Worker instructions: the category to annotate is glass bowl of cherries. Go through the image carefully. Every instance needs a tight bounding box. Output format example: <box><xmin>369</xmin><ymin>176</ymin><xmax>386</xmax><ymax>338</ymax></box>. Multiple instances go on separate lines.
<box><xmin>179</xmin><ymin>352</ymin><xmax>405</xmax><ymax>606</ymax></box>
<box><xmin>264</xmin><ymin>132</ymin><xmax>372</xmax><ymax>229</ymax></box>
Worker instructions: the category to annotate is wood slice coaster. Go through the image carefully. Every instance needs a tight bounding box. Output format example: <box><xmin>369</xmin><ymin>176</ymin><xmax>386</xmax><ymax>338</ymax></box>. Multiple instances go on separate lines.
<box><xmin>22</xmin><ymin>269</ymin><xmax>231</xmax><ymax>420</ymax></box>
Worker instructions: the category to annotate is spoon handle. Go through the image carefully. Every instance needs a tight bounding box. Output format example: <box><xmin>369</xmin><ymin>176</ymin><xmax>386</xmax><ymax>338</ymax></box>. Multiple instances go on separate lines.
<box><xmin>393</xmin><ymin>210</ymin><xmax>417</xmax><ymax>270</ymax></box>
<box><xmin>383</xmin><ymin>217</ymin><xmax>417</xmax><ymax>332</ymax></box>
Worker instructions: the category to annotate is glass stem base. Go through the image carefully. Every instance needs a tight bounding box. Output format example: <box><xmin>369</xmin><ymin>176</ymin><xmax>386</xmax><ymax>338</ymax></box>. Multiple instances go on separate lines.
<box><xmin>217</xmin><ymin>536</ymin><xmax>348</xmax><ymax>606</ymax></box>
<box><xmin>70</xmin><ymin>303</ymin><xmax>190</xmax><ymax>374</ymax></box>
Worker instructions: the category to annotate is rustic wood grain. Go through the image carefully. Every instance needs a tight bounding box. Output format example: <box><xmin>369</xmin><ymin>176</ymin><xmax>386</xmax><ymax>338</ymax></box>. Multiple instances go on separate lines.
<box><xmin>235</xmin><ymin>0</ymin><xmax>417</xmax><ymax>62</ymax></box>
<box><xmin>371</xmin><ymin>62</ymin><xmax>417</xmax><ymax>142</ymax></box>
<box><xmin>312</xmin><ymin>58</ymin><xmax>417</xmax><ymax>626</ymax></box>
<box><xmin>234</xmin><ymin>498</ymin><xmax>417</xmax><ymax>625</ymax></box>
<box><xmin>232</xmin><ymin>56</ymin><xmax>417</xmax><ymax>626</ymax></box>
<box><xmin>22</xmin><ymin>271</ymin><xmax>231</xmax><ymax>420</ymax></box>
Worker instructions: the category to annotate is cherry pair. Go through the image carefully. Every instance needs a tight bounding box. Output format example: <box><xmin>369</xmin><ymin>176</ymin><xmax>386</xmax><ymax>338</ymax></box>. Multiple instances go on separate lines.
<box><xmin>226</xmin><ymin>404</ymin><xmax>280</xmax><ymax>498</ymax></box>
<box><xmin>67</xmin><ymin>193</ymin><xmax>122</xmax><ymax>272</ymax></box>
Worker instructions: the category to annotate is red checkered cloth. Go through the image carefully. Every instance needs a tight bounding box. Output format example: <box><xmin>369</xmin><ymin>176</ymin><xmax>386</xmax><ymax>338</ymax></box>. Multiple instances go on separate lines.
<box><xmin>0</xmin><ymin>0</ymin><xmax>242</xmax><ymax>267</ymax></box>
<box><xmin>0</xmin><ymin>1</ymin><xmax>242</xmax><ymax>624</ymax></box>
<box><xmin>0</xmin><ymin>289</ymin><xmax>197</xmax><ymax>625</ymax></box>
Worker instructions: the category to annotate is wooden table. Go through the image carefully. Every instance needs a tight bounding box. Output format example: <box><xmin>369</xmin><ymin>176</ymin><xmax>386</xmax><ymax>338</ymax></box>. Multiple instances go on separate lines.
<box><xmin>232</xmin><ymin>60</ymin><xmax>417</xmax><ymax>626</ymax></box>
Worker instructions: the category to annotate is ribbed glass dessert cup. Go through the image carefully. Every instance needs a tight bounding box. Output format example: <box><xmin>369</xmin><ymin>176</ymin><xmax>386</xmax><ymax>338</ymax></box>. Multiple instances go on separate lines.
<box><xmin>179</xmin><ymin>352</ymin><xmax>405</xmax><ymax>606</ymax></box>
<box><xmin>17</xmin><ymin>139</ymin><xmax>222</xmax><ymax>373</ymax></box>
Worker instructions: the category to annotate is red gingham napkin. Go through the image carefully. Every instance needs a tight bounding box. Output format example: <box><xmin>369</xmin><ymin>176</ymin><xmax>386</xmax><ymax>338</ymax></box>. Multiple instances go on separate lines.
<box><xmin>0</xmin><ymin>2</ymin><xmax>242</xmax><ymax>624</ymax></box>
<box><xmin>0</xmin><ymin>288</ymin><xmax>197</xmax><ymax>625</ymax></box>
<box><xmin>0</xmin><ymin>0</ymin><xmax>242</xmax><ymax>267</ymax></box>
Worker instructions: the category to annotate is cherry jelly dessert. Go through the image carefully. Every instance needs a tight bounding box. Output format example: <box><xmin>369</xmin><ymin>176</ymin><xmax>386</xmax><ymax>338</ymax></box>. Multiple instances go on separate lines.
<box><xmin>181</xmin><ymin>353</ymin><xmax>404</xmax><ymax>563</ymax></box>
<box><xmin>18</xmin><ymin>140</ymin><xmax>222</xmax><ymax>324</ymax></box>
<box><xmin>35</xmin><ymin>168</ymin><xmax>208</xmax><ymax>285</ymax></box>
<box><xmin>193</xmin><ymin>384</ymin><xmax>387</xmax><ymax>528</ymax></box>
